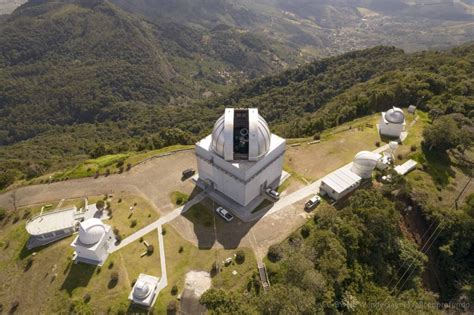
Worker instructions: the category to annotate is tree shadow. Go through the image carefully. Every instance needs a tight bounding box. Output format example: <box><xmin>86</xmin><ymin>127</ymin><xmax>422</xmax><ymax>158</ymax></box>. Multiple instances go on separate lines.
<box><xmin>60</xmin><ymin>262</ymin><xmax>96</xmax><ymax>296</ymax></box>
<box><xmin>422</xmin><ymin>147</ymin><xmax>455</xmax><ymax>187</ymax></box>
<box><xmin>126</xmin><ymin>302</ymin><xmax>151</xmax><ymax>314</ymax></box>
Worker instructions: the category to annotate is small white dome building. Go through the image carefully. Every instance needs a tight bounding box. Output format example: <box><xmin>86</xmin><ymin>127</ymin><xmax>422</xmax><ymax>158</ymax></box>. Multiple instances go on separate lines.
<box><xmin>351</xmin><ymin>151</ymin><xmax>380</xmax><ymax>179</ymax></box>
<box><xmin>129</xmin><ymin>273</ymin><xmax>160</xmax><ymax>308</ymax></box>
<box><xmin>195</xmin><ymin>108</ymin><xmax>286</xmax><ymax>211</ymax></box>
<box><xmin>71</xmin><ymin>218</ymin><xmax>112</xmax><ymax>266</ymax></box>
<box><xmin>379</xmin><ymin>107</ymin><xmax>406</xmax><ymax>138</ymax></box>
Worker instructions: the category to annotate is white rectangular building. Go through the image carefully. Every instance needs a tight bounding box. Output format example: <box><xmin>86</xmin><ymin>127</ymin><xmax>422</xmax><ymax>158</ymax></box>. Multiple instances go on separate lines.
<box><xmin>320</xmin><ymin>166</ymin><xmax>362</xmax><ymax>200</ymax></box>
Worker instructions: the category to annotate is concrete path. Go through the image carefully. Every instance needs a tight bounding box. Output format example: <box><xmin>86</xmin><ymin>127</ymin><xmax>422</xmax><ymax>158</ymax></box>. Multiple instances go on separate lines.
<box><xmin>156</xmin><ymin>225</ymin><xmax>168</xmax><ymax>290</ymax></box>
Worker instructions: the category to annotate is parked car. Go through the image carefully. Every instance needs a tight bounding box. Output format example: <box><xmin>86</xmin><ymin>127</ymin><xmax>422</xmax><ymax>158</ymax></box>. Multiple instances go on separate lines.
<box><xmin>215</xmin><ymin>207</ymin><xmax>234</xmax><ymax>222</ymax></box>
<box><xmin>265</xmin><ymin>188</ymin><xmax>280</xmax><ymax>200</ymax></box>
<box><xmin>182</xmin><ymin>168</ymin><xmax>195</xmax><ymax>178</ymax></box>
<box><xmin>305</xmin><ymin>195</ymin><xmax>321</xmax><ymax>211</ymax></box>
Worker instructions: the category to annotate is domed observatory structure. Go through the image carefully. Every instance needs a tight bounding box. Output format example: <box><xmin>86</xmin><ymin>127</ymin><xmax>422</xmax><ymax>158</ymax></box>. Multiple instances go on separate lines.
<box><xmin>351</xmin><ymin>151</ymin><xmax>380</xmax><ymax>178</ymax></box>
<box><xmin>70</xmin><ymin>218</ymin><xmax>113</xmax><ymax>266</ymax></box>
<box><xmin>195</xmin><ymin>108</ymin><xmax>286</xmax><ymax>211</ymax></box>
<box><xmin>379</xmin><ymin>107</ymin><xmax>406</xmax><ymax>138</ymax></box>
<box><xmin>129</xmin><ymin>273</ymin><xmax>160</xmax><ymax>308</ymax></box>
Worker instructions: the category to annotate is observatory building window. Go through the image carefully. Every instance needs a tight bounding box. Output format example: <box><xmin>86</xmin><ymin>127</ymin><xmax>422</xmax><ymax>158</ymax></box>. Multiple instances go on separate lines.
<box><xmin>233</xmin><ymin>109</ymin><xmax>249</xmax><ymax>160</ymax></box>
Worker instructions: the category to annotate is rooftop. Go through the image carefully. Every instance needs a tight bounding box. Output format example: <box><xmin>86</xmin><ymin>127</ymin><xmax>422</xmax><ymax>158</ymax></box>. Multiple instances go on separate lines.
<box><xmin>322</xmin><ymin>166</ymin><xmax>362</xmax><ymax>194</ymax></box>
<box><xmin>26</xmin><ymin>207</ymin><xmax>77</xmax><ymax>236</ymax></box>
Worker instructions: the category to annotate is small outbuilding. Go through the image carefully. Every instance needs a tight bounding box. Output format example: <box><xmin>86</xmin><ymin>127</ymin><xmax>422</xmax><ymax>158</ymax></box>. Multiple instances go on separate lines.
<box><xmin>407</xmin><ymin>105</ymin><xmax>417</xmax><ymax>114</ymax></box>
<box><xmin>129</xmin><ymin>273</ymin><xmax>160</xmax><ymax>308</ymax></box>
<box><xmin>71</xmin><ymin>218</ymin><xmax>113</xmax><ymax>266</ymax></box>
<box><xmin>394</xmin><ymin>159</ymin><xmax>418</xmax><ymax>176</ymax></box>
<box><xmin>320</xmin><ymin>166</ymin><xmax>362</xmax><ymax>201</ymax></box>
<box><xmin>379</xmin><ymin>107</ymin><xmax>406</xmax><ymax>139</ymax></box>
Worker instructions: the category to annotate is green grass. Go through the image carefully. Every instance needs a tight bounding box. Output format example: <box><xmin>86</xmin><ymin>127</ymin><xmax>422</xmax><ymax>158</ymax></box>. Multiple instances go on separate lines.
<box><xmin>169</xmin><ymin>191</ymin><xmax>190</xmax><ymax>206</ymax></box>
<box><xmin>183</xmin><ymin>202</ymin><xmax>214</xmax><ymax>228</ymax></box>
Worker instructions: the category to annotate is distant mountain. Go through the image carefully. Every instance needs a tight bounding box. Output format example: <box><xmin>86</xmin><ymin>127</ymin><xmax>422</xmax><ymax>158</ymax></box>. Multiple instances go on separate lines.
<box><xmin>0</xmin><ymin>0</ymin><xmax>299</xmax><ymax>145</ymax></box>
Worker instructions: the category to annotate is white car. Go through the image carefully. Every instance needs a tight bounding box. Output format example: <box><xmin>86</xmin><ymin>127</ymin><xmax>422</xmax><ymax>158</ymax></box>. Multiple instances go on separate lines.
<box><xmin>215</xmin><ymin>207</ymin><xmax>234</xmax><ymax>222</ymax></box>
<box><xmin>305</xmin><ymin>195</ymin><xmax>321</xmax><ymax>211</ymax></box>
<box><xmin>265</xmin><ymin>188</ymin><xmax>280</xmax><ymax>200</ymax></box>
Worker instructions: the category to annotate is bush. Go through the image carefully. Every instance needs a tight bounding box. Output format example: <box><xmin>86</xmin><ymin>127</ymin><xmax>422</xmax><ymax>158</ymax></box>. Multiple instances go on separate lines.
<box><xmin>96</xmin><ymin>200</ymin><xmax>105</xmax><ymax>209</ymax></box>
<box><xmin>113</xmin><ymin>227</ymin><xmax>119</xmax><ymax>235</ymax></box>
<box><xmin>397</xmin><ymin>154</ymin><xmax>403</xmax><ymax>160</ymax></box>
<box><xmin>108</xmin><ymin>261</ymin><xmax>114</xmax><ymax>269</ymax></box>
<box><xmin>83</xmin><ymin>293</ymin><xmax>91</xmax><ymax>303</ymax></box>
<box><xmin>115</xmin><ymin>234</ymin><xmax>122</xmax><ymax>244</ymax></box>
<box><xmin>235</xmin><ymin>250</ymin><xmax>245</xmax><ymax>264</ymax></box>
<box><xmin>375</xmin><ymin>141</ymin><xmax>380</xmax><ymax>147</ymax></box>
<box><xmin>0</xmin><ymin>208</ymin><xmax>6</xmax><ymax>221</ymax></box>
<box><xmin>167</xmin><ymin>301</ymin><xmax>177</xmax><ymax>313</ymax></box>
<box><xmin>171</xmin><ymin>284</ymin><xmax>178</xmax><ymax>295</ymax></box>
<box><xmin>10</xmin><ymin>301</ymin><xmax>19</xmax><ymax>313</ymax></box>
<box><xmin>410</xmin><ymin>144</ymin><xmax>417</xmax><ymax>152</ymax></box>
<box><xmin>147</xmin><ymin>244</ymin><xmax>154</xmax><ymax>255</ymax></box>
<box><xmin>118</xmin><ymin>166</ymin><xmax>124</xmax><ymax>174</ymax></box>
<box><xmin>126</xmin><ymin>163</ymin><xmax>132</xmax><ymax>171</ymax></box>
<box><xmin>267</xmin><ymin>244</ymin><xmax>283</xmax><ymax>262</ymax></box>
<box><xmin>178</xmin><ymin>246</ymin><xmax>183</xmax><ymax>253</ymax></box>
<box><xmin>139</xmin><ymin>237</ymin><xmax>144</xmax><ymax>243</ymax></box>
<box><xmin>301</xmin><ymin>225</ymin><xmax>310</xmax><ymax>238</ymax></box>
<box><xmin>110</xmin><ymin>272</ymin><xmax>119</xmax><ymax>282</ymax></box>
<box><xmin>162</xmin><ymin>227</ymin><xmax>167</xmax><ymax>235</ymax></box>
<box><xmin>118</xmin><ymin>198</ymin><xmax>122</xmax><ymax>203</ymax></box>
<box><xmin>313</xmin><ymin>133</ymin><xmax>321</xmax><ymax>140</ymax></box>
<box><xmin>130</xmin><ymin>219</ymin><xmax>137</xmax><ymax>228</ymax></box>
<box><xmin>116</xmin><ymin>159</ymin><xmax>125</xmax><ymax>168</ymax></box>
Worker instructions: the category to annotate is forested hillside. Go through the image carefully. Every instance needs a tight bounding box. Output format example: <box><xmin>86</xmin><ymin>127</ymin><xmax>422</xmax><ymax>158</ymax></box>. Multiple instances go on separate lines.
<box><xmin>1</xmin><ymin>38</ymin><xmax>473</xmax><ymax>189</ymax></box>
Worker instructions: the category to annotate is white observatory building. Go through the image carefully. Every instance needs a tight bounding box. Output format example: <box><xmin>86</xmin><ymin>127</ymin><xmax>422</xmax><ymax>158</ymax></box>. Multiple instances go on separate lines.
<box><xmin>129</xmin><ymin>273</ymin><xmax>160</xmax><ymax>308</ymax></box>
<box><xmin>320</xmin><ymin>151</ymin><xmax>380</xmax><ymax>201</ymax></box>
<box><xmin>195</xmin><ymin>108</ymin><xmax>286</xmax><ymax>209</ymax></box>
<box><xmin>379</xmin><ymin>107</ymin><xmax>406</xmax><ymax>138</ymax></box>
<box><xmin>71</xmin><ymin>218</ymin><xmax>113</xmax><ymax>266</ymax></box>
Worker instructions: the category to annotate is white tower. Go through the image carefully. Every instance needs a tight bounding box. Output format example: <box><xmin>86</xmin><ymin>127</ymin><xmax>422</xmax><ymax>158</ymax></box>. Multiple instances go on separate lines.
<box><xmin>71</xmin><ymin>218</ymin><xmax>113</xmax><ymax>266</ymax></box>
<box><xmin>195</xmin><ymin>108</ymin><xmax>286</xmax><ymax>208</ymax></box>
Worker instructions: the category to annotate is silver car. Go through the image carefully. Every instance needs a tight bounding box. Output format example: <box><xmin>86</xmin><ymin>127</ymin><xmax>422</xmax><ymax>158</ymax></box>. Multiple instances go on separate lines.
<box><xmin>215</xmin><ymin>207</ymin><xmax>234</xmax><ymax>222</ymax></box>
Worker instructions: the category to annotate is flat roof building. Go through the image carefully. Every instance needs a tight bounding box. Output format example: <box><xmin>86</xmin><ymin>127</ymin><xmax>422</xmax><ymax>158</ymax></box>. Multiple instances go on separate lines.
<box><xmin>320</xmin><ymin>166</ymin><xmax>362</xmax><ymax>201</ymax></box>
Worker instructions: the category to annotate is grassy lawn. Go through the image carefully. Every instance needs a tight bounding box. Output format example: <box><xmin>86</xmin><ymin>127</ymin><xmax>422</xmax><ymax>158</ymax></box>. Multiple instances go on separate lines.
<box><xmin>169</xmin><ymin>191</ymin><xmax>190</xmax><ymax>206</ymax></box>
<box><xmin>154</xmin><ymin>224</ymin><xmax>256</xmax><ymax>313</ymax></box>
<box><xmin>285</xmin><ymin>114</ymin><xmax>381</xmax><ymax>181</ymax></box>
<box><xmin>89</xmin><ymin>193</ymin><xmax>160</xmax><ymax>239</ymax></box>
<box><xmin>183</xmin><ymin>201</ymin><xmax>215</xmax><ymax>228</ymax></box>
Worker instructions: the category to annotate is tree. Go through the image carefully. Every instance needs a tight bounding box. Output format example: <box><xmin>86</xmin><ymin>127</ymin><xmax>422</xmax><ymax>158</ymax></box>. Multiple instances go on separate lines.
<box><xmin>236</xmin><ymin>250</ymin><xmax>245</xmax><ymax>264</ymax></box>
<box><xmin>422</xmin><ymin>115</ymin><xmax>461</xmax><ymax>151</ymax></box>
<box><xmin>96</xmin><ymin>200</ymin><xmax>105</xmax><ymax>209</ymax></box>
<box><xmin>267</xmin><ymin>244</ymin><xmax>283</xmax><ymax>262</ymax></box>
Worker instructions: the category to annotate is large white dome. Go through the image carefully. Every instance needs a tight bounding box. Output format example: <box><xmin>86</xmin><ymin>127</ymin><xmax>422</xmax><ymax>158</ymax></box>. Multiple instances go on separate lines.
<box><xmin>78</xmin><ymin>218</ymin><xmax>106</xmax><ymax>245</ymax></box>
<box><xmin>211</xmin><ymin>108</ymin><xmax>271</xmax><ymax>161</ymax></box>
<box><xmin>351</xmin><ymin>151</ymin><xmax>380</xmax><ymax>179</ymax></box>
<box><xmin>385</xmin><ymin>107</ymin><xmax>405</xmax><ymax>124</ymax></box>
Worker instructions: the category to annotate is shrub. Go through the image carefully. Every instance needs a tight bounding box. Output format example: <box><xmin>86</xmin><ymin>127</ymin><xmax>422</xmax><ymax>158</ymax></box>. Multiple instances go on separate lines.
<box><xmin>115</xmin><ymin>234</ymin><xmax>122</xmax><ymax>244</ymax></box>
<box><xmin>0</xmin><ymin>208</ymin><xmax>6</xmax><ymax>221</ymax></box>
<box><xmin>108</xmin><ymin>261</ymin><xmax>114</xmax><ymax>269</ymax></box>
<box><xmin>83</xmin><ymin>293</ymin><xmax>91</xmax><ymax>303</ymax></box>
<box><xmin>162</xmin><ymin>227</ymin><xmax>167</xmax><ymax>235</ymax></box>
<box><xmin>410</xmin><ymin>144</ymin><xmax>417</xmax><ymax>152</ymax></box>
<box><xmin>126</xmin><ymin>163</ymin><xmax>132</xmax><ymax>171</ymax></box>
<box><xmin>178</xmin><ymin>246</ymin><xmax>183</xmax><ymax>253</ymax></box>
<box><xmin>116</xmin><ymin>160</ymin><xmax>125</xmax><ymax>168</ymax></box>
<box><xmin>235</xmin><ymin>250</ymin><xmax>245</xmax><ymax>264</ymax></box>
<box><xmin>375</xmin><ymin>141</ymin><xmax>380</xmax><ymax>147</ymax></box>
<box><xmin>130</xmin><ymin>219</ymin><xmax>137</xmax><ymax>228</ymax></box>
<box><xmin>147</xmin><ymin>244</ymin><xmax>154</xmax><ymax>255</ymax></box>
<box><xmin>118</xmin><ymin>166</ymin><xmax>124</xmax><ymax>174</ymax></box>
<box><xmin>171</xmin><ymin>284</ymin><xmax>178</xmax><ymax>295</ymax></box>
<box><xmin>139</xmin><ymin>237</ymin><xmax>144</xmax><ymax>243</ymax></box>
<box><xmin>397</xmin><ymin>154</ymin><xmax>403</xmax><ymax>160</ymax></box>
<box><xmin>110</xmin><ymin>272</ymin><xmax>119</xmax><ymax>282</ymax></box>
<box><xmin>10</xmin><ymin>301</ymin><xmax>19</xmax><ymax>313</ymax></box>
<box><xmin>96</xmin><ymin>200</ymin><xmax>105</xmax><ymax>209</ymax></box>
<box><xmin>301</xmin><ymin>225</ymin><xmax>310</xmax><ymax>238</ymax></box>
<box><xmin>118</xmin><ymin>198</ymin><xmax>122</xmax><ymax>203</ymax></box>
<box><xmin>113</xmin><ymin>227</ymin><xmax>119</xmax><ymax>235</ymax></box>
<box><xmin>167</xmin><ymin>301</ymin><xmax>177</xmax><ymax>313</ymax></box>
<box><xmin>313</xmin><ymin>133</ymin><xmax>321</xmax><ymax>140</ymax></box>
<box><xmin>267</xmin><ymin>245</ymin><xmax>283</xmax><ymax>262</ymax></box>
<box><xmin>176</xmin><ymin>196</ymin><xmax>183</xmax><ymax>205</ymax></box>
